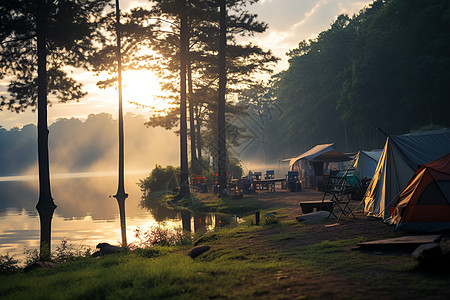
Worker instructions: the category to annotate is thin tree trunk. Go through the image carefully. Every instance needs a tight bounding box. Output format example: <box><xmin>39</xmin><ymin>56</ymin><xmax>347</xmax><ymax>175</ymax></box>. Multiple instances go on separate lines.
<box><xmin>187</xmin><ymin>50</ymin><xmax>197</xmax><ymax>173</ymax></box>
<box><xmin>217</xmin><ymin>0</ymin><xmax>227</xmax><ymax>188</ymax></box>
<box><xmin>113</xmin><ymin>0</ymin><xmax>128</xmax><ymax>248</ymax></box>
<box><xmin>179</xmin><ymin>9</ymin><xmax>190</xmax><ymax>197</ymax></box>
<box><xmin>36</xmin><ymin>0</ymin><xmax>56</xmax><ymax>261</ymax></box>
<box><xmin>195</xmin><ymin>105</ymin><xmax>202</xmax><ymax>160</ymax></box>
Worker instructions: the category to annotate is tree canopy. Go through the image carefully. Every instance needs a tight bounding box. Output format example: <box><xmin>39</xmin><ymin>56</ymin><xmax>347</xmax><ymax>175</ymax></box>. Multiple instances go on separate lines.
<box><xmin>143</xmin><ymin>0</ymin><xmax>278</xmax><ymax>167</ymax></box>
<box><xmin>0</xmin><ymin>0</ymin><xmax>110</xmax><ymax>112</ymax></box>
<box><xmin>261</xmin><ymin>0</ymin><xmax>450</xmax><ymax>160</ymax></box>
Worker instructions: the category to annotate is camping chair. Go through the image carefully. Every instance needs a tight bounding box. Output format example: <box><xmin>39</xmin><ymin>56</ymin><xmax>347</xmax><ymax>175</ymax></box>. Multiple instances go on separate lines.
<box><xmin>190</xmin><ymin>175</ymin><xmax>207</xmax><ymax>193</ymax></box>
<box><xmin>262</xmin><ymin>170</ymin><xmax>275</xmax><ymax>190</ymax></box>
<box><xmin>253</xmin><ymin>172</ymin><xmax>262</xmax><ymax>190</ymax></box>
<box><xmin>321</xmin><ymin>172</ymin><xmax>357</xmax><ymax>221</ymax></box>
<box><xmin>265</xmin><ymin>170</ymin><xmax>275</xmax><ymax>179</ymax></box>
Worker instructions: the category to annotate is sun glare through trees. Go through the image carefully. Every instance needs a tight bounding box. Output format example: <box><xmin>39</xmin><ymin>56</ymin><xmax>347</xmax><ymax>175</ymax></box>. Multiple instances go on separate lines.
<box><xmin>121</xmin><ymin>70</ymin><xmax>173</xmax><ymax>115</ymax></box>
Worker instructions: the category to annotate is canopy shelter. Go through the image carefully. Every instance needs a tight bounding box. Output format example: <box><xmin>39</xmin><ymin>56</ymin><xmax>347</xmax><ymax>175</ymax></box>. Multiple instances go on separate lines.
<box><xmin>289</xmin><ymin>143</ymin><xmax>352</xmax><ymax>189</ymax></box>
<box><xmin>390</xmin><ymin>153</ymin><xmax>450</xmax><ymax>232</ymax></box>
<box><xmin>364</xmin><ymin>128</ymin><xmax>450</xmax><ymax>219</ymax></box>
<box><xmin>352</xmin><ymin>150</ymin><xmax>382</xmax><ymax>181</ymax></box>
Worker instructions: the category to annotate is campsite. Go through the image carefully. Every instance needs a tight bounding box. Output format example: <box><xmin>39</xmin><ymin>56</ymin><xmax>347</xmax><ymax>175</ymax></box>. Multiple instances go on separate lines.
<box><xmin>2</xmin><ymin>187</ymin><xmax>450</xmax><ymax>299</ymax></box>
<box><xmin>3</xmin><ymin>123</ymin><xmax>450</xmax><ymax>299</ymax></box>
<box><xmin>2</xmin><ymin>0</ymin><xmax>450</xmax><ymax>298</ymax></box>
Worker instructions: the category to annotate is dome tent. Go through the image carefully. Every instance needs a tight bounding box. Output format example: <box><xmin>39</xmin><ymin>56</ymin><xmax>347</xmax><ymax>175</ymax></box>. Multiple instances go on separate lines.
<box><xmin>390</xmin><ymin>153</ymin><xmax>450</xmax><ymax>232</ymax></box>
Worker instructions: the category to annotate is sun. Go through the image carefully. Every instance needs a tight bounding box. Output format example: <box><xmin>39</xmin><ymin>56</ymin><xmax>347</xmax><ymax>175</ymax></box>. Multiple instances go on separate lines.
<box><xmin>122</xmin><ymin>70</ymin><xmax>173</xmax><ymax>114</ymax></box>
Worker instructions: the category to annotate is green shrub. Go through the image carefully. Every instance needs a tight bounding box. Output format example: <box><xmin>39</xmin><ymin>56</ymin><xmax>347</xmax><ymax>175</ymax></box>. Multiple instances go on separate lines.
<box><xmin>0</xmin><ymin>254</ymin><xmax>19</xmax><ymax>274</ymax></box>
<box><xmin>139</xmin><ymin>165</ymin><xmax>180</xmax><ymax>193</ymax></box>
<box><xmin>198</xmin><ymin>156</ymin><xmax>244</xmax><ymax>187</ymax></box>
<box><xmin>23</xmin><ymin>247</ymin><xmax>40</xmax><ymax>265</ymax></box>
<box><xmin>227</xmin><ymin>156</ymin><xmax>244</xmax><ymax>179</ymax></box>
<box><xmin>53</xmin><ymin>238</ymin><xmax>93</xmax><ymax>263</ymax></box>
<box><xmin>129</xmin><ymin>226</ymin><xmax>193</xmax><ymax>249</ymax></box>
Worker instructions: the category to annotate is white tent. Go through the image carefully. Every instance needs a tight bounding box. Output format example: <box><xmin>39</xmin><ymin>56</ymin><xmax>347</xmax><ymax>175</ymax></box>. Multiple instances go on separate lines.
<box><xmin>352</xmin><ymin>150</ymin><xmax>382</xmax><ymax>180</ymax></box>
<box><xmin>364</xmin><ymin>128</ymin><xmax>450</xmax><ymax>219</ymax></box>
<box><xmin>289</xmin><ymin>143</ymin><xmax>351</xmax><ymax>189</ymax></box>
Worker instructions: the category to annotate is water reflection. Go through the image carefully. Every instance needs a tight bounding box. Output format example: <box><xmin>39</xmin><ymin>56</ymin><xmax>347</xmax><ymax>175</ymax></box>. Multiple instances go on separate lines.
<box><xmin>182</xmin><ymin>211</ymin><xmax>239</xmax><ymax>234</ymax></box>
<box><xmin>138</xmin><ymin>194</ymin><xmax>179</xmax><ymax>223</ymax></box>
<box><xmin>139</xmin><ymin>195</ymin><xmax>240</xmax><ymax>234</ymax></box>
<box><xmin>0</xmin><ymin>181</ymin><xmax>38</xmax><ymax>215</ymax></box>
<box><xmin>0</xmin><ymin>172</ymin><xmax>239</xmax><ymax>261</ymax></box>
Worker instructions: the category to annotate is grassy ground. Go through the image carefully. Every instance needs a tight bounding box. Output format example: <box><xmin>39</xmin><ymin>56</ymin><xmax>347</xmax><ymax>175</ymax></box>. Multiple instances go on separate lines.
<box><xmin>2</xmin><ymin>191</ymin><xmax>450</xmax><ymax>299</ymax></box>
<box><xmin>160</xmin><ymin>191</ymin><xmax>263</xmax><ymax>216</ymax></box>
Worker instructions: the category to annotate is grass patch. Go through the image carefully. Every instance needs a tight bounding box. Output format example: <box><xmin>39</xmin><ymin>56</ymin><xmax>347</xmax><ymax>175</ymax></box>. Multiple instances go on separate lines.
<box><xmin>267</xmin><ymin>232</ymin><xmax>304</xmax><ymax>242</ymax></box>
<box><xmin>2</xmin><ymin>219</ymin><xmax>450</xmax><ymax>299</ymax></box>
<box><xmin>194</xmin><ymin>223</ymin><xmax>263</xmax><ymax>246</ymax></box>
<box><xmin>167</xmin><ymin>193</ymin><xmax>261</xmax><ymax>216</ymax></box>
<box><xmin>0</xmin><ymin>243</ymin><xmax>286</xmax><ymax>299</ymax></box>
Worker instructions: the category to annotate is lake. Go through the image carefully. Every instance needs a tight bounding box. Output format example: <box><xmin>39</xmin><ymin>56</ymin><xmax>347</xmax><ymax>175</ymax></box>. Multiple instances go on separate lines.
<box><xmin>0</xmin><ymin>171</ymin><xmax>238</xmax><ymax>262</ymax></box>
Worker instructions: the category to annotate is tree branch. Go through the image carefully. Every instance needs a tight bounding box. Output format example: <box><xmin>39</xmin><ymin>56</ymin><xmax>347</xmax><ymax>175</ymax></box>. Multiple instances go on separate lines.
<box><xmin>0</xmin><ymin>35</ymin><xmax>36</xmax><ymax>45</ymax></box>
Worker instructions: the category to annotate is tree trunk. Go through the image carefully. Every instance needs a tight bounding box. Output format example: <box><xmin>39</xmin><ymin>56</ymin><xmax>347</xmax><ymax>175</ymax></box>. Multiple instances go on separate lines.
<box><xmin>179</xmin><ymin>9</ymin><xmax>190</xmax><ymax>197</ymax></box>
<box><xmin>195</xmin><ymin>105</ymin><xmax>202</xmax><ymax>160</ymax></box>
<box><xmin>36</xmin><ymin>0</ymin><xmax>56</xmax><ymax>261</ymax></box>
<box><xmin>113</xmin><ymin>0</ymin><xmax>128</xmax><ymax>248</ymax></box>
<box><xmin>187</xmin><ymin>49</ymin><xmax>198</xmax><ymax>174</ymax></box>
<box><xmin>217</xmin><ymin>0</ymin><xmax>227</xmax><ymax>188</ymax></box>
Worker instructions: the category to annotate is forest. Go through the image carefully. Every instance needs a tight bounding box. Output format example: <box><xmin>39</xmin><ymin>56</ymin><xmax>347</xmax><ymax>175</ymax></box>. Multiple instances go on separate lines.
<box><xmin>245</xmin><ymin>0</ymin><xmax>450</xmax><ymax>161</ymax></box>
<box><xmin>2</xmin><ymin>0</ymin><xmax>449</xmax><ymax>167</ymax></box>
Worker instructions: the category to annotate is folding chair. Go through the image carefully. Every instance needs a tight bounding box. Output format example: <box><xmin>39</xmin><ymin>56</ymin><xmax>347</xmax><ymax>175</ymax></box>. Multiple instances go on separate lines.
<box><xmin>263</xmin><ymin>170</ymin><xmax>275</xmax><ymax>190</ymax></box>
<box><xmin>321</xmin><ymin>173</ymin><xmax>357</xmax><ymax>221</ymax></box>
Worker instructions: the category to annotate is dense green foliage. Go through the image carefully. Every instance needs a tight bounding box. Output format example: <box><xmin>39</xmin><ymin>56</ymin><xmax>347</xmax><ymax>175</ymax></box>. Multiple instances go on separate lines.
<box><xmin>138</xmin><ymin>157</ymin><xmax>243</xmax><ymax>194</ymax></box>
<box><xmin>0</xmin><ymin>0</ymin><xmax>109</xmax><ymax>112</ymax></box>
<box><xmin>139</xmin><ymin>165</ymin><xmax>181</xmax><ymax>193</ymax></box>
<box><xmin>261</xmin><ymin>0</ymin><xmax>450</xmax><ymax>159</ymax></box>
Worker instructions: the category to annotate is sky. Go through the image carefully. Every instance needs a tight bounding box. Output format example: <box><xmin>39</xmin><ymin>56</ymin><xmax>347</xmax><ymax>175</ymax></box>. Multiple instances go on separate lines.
<box><xmin>0</xmin><ymin>0</ymin><xmax>373</xmax><ymax>129</ymax></box>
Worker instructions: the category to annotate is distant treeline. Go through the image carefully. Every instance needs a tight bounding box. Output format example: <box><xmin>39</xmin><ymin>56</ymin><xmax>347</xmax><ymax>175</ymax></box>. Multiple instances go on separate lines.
<box><xmin>261</xmin><ymin>0</ymin><xmax>450</xmax><ymax>159</ymax></box>
<box><xmin>0</xmin><ymin>113</ymin><xmax>178</xmax><ymax>176</ymax></box>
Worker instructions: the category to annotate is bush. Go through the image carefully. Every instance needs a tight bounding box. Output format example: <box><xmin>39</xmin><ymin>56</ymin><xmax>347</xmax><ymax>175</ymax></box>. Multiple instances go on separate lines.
<box><xmin>129</xmin><ymin>226</ymin><xmax>193</xmax><ymax>249</ymax></box>
<box><xmin>23</xmin><ymin>247</ymin><xmax>40</xmax><ymax>266</ymax></box>
<box><xmin>227</xmin><ymin>156</ymin><xmax>244</xmax><ymax>179</ymax></box>
<box><xmin>21</xmin><ymin>239</ymin><xmax>92</xmax><ymax>267</ymax></box>
<box><xmin>197</xmin><ymin>156</ymin><xmax>244</xmax><ymax>187</ymax></box>
<box><xmin>0</xmin><ymin>254</ymin><xmax>19</xmax><ymax>274</ymax></box>
<box><xmin>139</xmin><ymin>165</ymin><xmax>180</xmax><ymax>193</ymax></box>
<box><xmin>53</xmin><ymin>238</ymin><xmax>93</xmax><ymax>263</ymax></box>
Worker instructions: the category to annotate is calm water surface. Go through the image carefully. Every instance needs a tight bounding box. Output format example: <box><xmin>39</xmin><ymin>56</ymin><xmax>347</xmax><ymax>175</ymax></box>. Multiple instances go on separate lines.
<box><xmin>0</xmin><ymin>171</ymin><xmax>237</xmax><ymax>261</ymax></box>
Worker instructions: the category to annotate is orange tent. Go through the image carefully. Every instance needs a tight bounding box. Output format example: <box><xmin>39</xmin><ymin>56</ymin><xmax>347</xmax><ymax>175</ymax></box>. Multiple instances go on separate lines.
<box><xmin>390</xmin><ymin>153</ymin><xmax>450</xmax><ymax>232</ymax></box>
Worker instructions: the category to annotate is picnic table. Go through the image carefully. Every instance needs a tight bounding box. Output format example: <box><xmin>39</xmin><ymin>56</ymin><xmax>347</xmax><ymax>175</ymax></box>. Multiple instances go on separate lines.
<box><xmin>253</xmin><ymin>178</ymin><xmax>286</xmax><ymax>192</ymax></box>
